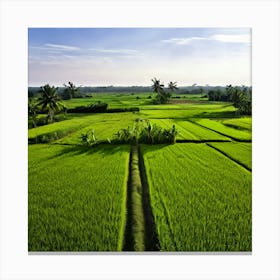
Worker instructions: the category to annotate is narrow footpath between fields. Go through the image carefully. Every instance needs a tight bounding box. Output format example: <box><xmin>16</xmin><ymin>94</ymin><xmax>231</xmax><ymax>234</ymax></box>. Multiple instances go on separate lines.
<box><xmin>123</xmin><ymin>145</ymin><xmax>160</xmax><ymax>251</ymax></box>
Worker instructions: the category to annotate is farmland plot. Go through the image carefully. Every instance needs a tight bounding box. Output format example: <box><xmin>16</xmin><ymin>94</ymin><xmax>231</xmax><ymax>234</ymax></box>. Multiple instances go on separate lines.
<box><xmin>142</xmin><ymin>143</ymin><xmax>251</xmax><ymax>251</ymax></box>
<box><xmin>57</xmin><ymin>118</ymin><xmax>136</xmax><ymax>145</ymax></box>
<box><xmin>28</xmin><ymin>144</ymin><xmax>130</xmax><ymax>251</ymax></box>
<box><xmin>207</xmin><ymin>142</ymin><xmax>252</xmax><ymax>170</ymax></box>
<box><xmin>221</xmin><ymin>117</ymin><xmax>252</xmax><ymax>131</ymax></box>
<box><xmin>195</xmin><ymin>119</ymin><xmax>252</xmax><ymax>140</ymax></box>
<box><xmin>149</xmin><ymin>119</ymin><xmax>230</xmax><ymax>141</ymax></box>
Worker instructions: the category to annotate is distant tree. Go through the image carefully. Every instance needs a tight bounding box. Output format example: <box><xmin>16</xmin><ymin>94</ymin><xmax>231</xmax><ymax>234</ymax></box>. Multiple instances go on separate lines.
<box><xmin>167</xmin><ymin>81</ymin><xmax>178</xmax><ymax>97</ymax></box>
<box><xmin>151</xmin><ymin>77</ymin><xmax>168</xmax><ymax>104</ymax></box>
<box><xmin>225</xmin><ymin>84</ymin><xmax>252</xmax><ymax>115</ymax></box>
<box><xmin>63</xmin><ymin>81</ymin><xmax>81</xmax><ymax>99</ymax></box>
<box><xmin>37</xmin><ymin>84</ymin><xmax>64</xmax><ymax>123</ymax></box>
<box><xmin>28</xmin><ymin>98</ymin><xmax>38</xmax><ymax>128</ymax></box>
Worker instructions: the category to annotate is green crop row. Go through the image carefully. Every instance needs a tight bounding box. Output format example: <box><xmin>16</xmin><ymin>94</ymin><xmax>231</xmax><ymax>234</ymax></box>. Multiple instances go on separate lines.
<box><xmin>28</xmin><ymin>112</ymin><xmax>140</xmax><ymax>144</ymax></box>
<box><xmin>221</xmin><ymin>117</ymin><xmax>252</xmax><ymax>131</ymax></box>
<box><xmin>207</xmin><ymin>142</ymin><xmax>252</xmax><ymax>170</ymax></box>
<box><xmin>149</xmin><ymin>119</ymin><xmax>230</xmax><ymax>141</ymax></box>
<box><xmin>195</xmin><ymin>119</ymin><xmax>252</xmax><ymax>140</ymax></box>
<box><xmin>28</xmin><ymin>144</ymin><xmax>130</xmax><ymax>251</ymax></box>
<box><xmin>141</xmin><ymin>143</ymin><xmax>252</xmax><ymax>251</ymax></box>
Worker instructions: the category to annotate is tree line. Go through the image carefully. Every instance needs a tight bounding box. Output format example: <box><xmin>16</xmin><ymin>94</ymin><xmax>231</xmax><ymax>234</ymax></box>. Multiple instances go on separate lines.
<box><xmin>208</xmin><ymin>85</ymin><xmax>252</xmax><ymax>115</ymax></box>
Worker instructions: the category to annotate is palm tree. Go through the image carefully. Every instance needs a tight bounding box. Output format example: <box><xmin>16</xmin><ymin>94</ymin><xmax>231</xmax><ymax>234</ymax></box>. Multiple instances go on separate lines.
<box><xmin>28</xmin><ymin>98</ymin><xmax>38</xmax><ymax>128</ymax></box>
<box><xmin>63</xmin><ymin>81</ymin><xmax>80</xmax><ymax>99</ymax></box>
<box><xmin>167</xmin><ymin>81</ymin><xmax>178</xmax><ymax>97</ymax></box>
<box><xmin>151</xmin><ymin>77</ymin><xmax>167</xmax><ymax>104</ymax></box>
<box><xmin>37</xmin><ymin>84</ymin><xmax>63</xmax><ymax>123</ymax></box>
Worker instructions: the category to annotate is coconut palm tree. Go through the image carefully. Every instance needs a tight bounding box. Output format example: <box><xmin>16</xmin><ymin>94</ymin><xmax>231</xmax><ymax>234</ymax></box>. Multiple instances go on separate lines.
<box><xmin>37</xmin><ymin>84</ymin><xmax>63</xmax><ymax>123</ymax></box>
<box><xmin>151</xmin><ymin>77</ymin><xmax>167</xmax><ymax>104</ymax></box>
<box><xmin>63</xmin><ymin>81</ymin><xmax>80</xmax><ymax>99</ymax></box>
<box><xmin>167</xmin><ymin>81</ymin><xmax>178</xmax><ymax>97</ymax></box>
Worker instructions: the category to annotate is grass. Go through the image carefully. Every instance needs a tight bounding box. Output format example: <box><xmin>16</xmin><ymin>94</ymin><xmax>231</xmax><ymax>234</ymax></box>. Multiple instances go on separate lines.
<box><xmin>29</xmin><ymin>112</ymin><xmax>140</xmax><ymax>143</ymax></box>
<box><xmin>57</xmin><ymin>116</ymin><xmax>136</xmax><ymax>145</ymax></box>
<box><xmin>221</xmin><ymin>117</ymin><xmax>252</xmax><ymax>131</ymax></box>
<box><xmin>195</xmin><ymin>118</ymin><xmax>252</xmax><ymax>140</ymax></box>
<box><xmin>149</xmin><ymin>119</ymin><xmax>230</xmax><ymax>141</ymax></box>
<box><xmin>123</xmin><ymin>145</ymin><xmax>145</xmax><ymax>251</ymax></box>
<box><xmin>28</xmin><ymin>144</ymin><xmax>130</xmax><ymax>251</ymax></box>
<box><xmin>28</xmin><ymin>92</ymin><xmax>252</xmax><ymax>252</ymax></box>
<box><xmin>62</xmin><ymin>92</ymin><xmax>153</xmax><ymax>109</ymax></box>
<box><xmin>207</xmin><ymin>142</ymin><xmax>252</xmax><ymax>170</ymax></box>
<box><xmin>141</xmin><ymin>143</ymin><xmax>252</xmax><ymax>251</ymax></box>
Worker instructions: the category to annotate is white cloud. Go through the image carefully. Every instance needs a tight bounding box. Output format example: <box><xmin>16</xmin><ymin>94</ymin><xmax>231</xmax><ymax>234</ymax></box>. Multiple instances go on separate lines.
<box><xmin>162</xmin><ymin>34</ymin><xmax>251</xmax><ymax>45</ymax></box>
<box><xmin>44</xmin><ymin>43</ymin><xmax>80</xmax><ymax>51</ymax></box>
<box><xmin>211</xmin><ymin>34</ymin><xmax>250</xmax><ymax>44</ymax></box>
<box><xmin>161</xmin><ymin>37</ymin><xmax>207</xmax><ymax>45</ymax></box>
<box><xmin>89</xmin><ymin>48</ymin><xmax>140</xmax><ymax>55</ymax></box>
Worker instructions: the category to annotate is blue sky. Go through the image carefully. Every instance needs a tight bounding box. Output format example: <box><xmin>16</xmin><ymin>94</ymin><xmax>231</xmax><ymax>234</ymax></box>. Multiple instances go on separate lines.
<box><xmin>28</xmin><ymin>28</ymin><xmax>251</xmax><ymax>86</ymax></box>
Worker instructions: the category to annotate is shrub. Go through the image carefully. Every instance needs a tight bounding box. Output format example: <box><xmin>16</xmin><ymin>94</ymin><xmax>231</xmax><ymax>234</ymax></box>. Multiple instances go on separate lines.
<box><xmin>68</xmin><ymin>102</ymin><xmax>108</xmax><ymax>113</ymax></box>
<box><xmin>114</xmin><ymin>120</ymin><xmax>178</xmax><ymax>144</ymax></box>
<box><xmin>80</xmin><ymin>129</ymin><xmax>98</xmax><ymax>146</ymax></box>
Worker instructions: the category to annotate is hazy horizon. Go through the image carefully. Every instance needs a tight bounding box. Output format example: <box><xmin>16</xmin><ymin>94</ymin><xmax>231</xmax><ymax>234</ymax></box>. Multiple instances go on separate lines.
<box><xmin>28</xmin><ymin>28</ymin><xmax>251</xmax><ymax>87</ymax></box>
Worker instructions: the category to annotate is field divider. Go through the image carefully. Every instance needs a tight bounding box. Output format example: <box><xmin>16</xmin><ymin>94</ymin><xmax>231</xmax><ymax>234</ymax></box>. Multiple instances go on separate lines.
<box><xmin>176</xmin><ymin>139</ymin><xmax>231</xmax><ymax>143</ymax></box>
<box><xmin>138</xmin><ymin>145</ymin><xmax>160</xmax><ymax>251</ymax></box>
<box><xmin>188</xmin><ymin>120</ymin><xmax>252</xmax><ymax>142</ymax></box>
<box><xmin>206</xmin><ymin>143</ymin><xmax>252</xmax><ymax>172</ymax></box>
<box><xmin>123</xmin><ymin>145</ymin><xmax>160</xmax><ymax>251</ymax></box>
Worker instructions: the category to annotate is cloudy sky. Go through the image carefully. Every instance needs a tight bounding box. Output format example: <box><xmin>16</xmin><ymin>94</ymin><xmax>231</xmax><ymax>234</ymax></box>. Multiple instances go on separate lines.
<box><xmin>28</xmin><ymin>28</ymin><xmax>251</xmax><ymax>87</ymax></box>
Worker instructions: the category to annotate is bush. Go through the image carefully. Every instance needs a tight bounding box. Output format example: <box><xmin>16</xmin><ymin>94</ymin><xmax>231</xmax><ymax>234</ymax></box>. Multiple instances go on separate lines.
<box><xmin>68</xmin><ymin>102</ymin><xmax>108</xmax><ymax>113</ymax></box>
<box><xmin>106</xmin><ymin>107</ymin><xmax>139</xmax><ymax>113</ymax></box>
<box><xmin>80</xmin><ymin>129</ymin><xmax>98</xmax><ymax>146</ymax></box>
<box><xmin>113</xmin><ymin>120</ymin><xmax>178</xmax><ymax>144</ymax></box>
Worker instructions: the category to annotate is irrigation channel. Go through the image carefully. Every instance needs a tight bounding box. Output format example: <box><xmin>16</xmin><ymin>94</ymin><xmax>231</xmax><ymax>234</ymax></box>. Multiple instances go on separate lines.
<box><xmin>123</xmin><ymin>145</ymin><xmax>160</xmax><ymax>251</ymax></box>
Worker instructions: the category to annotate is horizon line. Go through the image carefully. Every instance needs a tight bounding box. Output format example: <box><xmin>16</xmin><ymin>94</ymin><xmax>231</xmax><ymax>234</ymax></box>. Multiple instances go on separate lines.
<box><xmin>28</xmin><ymin>84</ymin><xmax>252</xmax><ymax>88</ymax></box>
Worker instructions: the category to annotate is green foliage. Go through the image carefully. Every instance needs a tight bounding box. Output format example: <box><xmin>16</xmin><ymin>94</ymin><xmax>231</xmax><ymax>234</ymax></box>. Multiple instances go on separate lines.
<box><xmin>142</xmin><ymin>143</ymin><xmax>251</xmax><ymax>251</ymax></box>
<box><xmin>67</xmin><ymin>101</ymin><xmax>108</xmax><ymax>113</ymax></box>
<box><xmin>37</xmin><ymin>84</ymin><xmax>65</xmax><ymax>123</ymax></box>
<box><xmin>167</xmin><ymin>81</ymin><xmax>178</xmax><ymax>97</ymax></box>
<box><xmin>226</xmin><ymin>85</ymin><xmax>252</xmax><ymax>115</ymax></box>
<box><xmin>80</xmin><ymin>129</ymin><xmax>98</xmax><ymax>146</ymax></box>
<box><xmin>28</xmin><ymin>98</ymin><xmax>38</xmax><ymax>128</ymax></box>
<box><xmin>151</xmin><ymin>77</ymin><xmax>168</xmax><ymax>104</ymax></box>
<box><xmin>28</xmin><ymin>144</ymin><xmax>130</xmax><ymax>251</ymax></box>
<box><xmin>62</xmin><ymin>81</ymin><xmax>81</xmax><ymax>99</ymax></box>
<box><xmin>114</xmin><ymin>120</ymin><xmax>178</xmax><ymax>144</ymax></box>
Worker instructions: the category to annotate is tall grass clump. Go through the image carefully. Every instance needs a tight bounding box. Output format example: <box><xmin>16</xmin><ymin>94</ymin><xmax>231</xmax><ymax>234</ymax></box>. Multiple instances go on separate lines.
<box><xmin>114</xmin><ymin>120</ymin><xmax>178</xmax><ymax>144</ymax></box>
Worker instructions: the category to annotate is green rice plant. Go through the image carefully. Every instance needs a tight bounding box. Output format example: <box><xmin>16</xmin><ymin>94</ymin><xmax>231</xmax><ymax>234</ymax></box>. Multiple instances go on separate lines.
<box><xmin>28</xmin><ymin>116</ymin><xmax>94</xmax><ymax>143</ymax></box>
<box><xmin>141</xmin><ymin>143</ymin><xmax>251</xmax><ymax>251</ymax></box>
<box><xmin>56</xmin><ymin>115</ymin><xmax>136</xmax><ymax>145</ymax></box>
<box><xmin>195</xmin><ymin>119</ymin><xmax>252</xmax><ymax>140</ymax></box>
<box><xmin>28</xmin><ymin>144</ymin><xmax>130</xmax><ymax>251</ymax></box>
<box><xmin>150</xmin><ymin>119</ymin><xmax>230</xmax><ymax>141</ymax></box>
<box><xmin>221</xmin><ymin>117</ymin><xmax>252</xmax><ymax>131</ymax></box>
<box><xmin>207</xmin><ymin>142</ymin><xmax>252</xmax><ymax>170</ymax></box>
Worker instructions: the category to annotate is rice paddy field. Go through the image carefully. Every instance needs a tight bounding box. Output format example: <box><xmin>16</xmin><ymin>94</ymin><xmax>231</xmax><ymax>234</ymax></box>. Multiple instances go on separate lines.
<box><xmin>28</xmin><ymin>144</ymin><xmax>130</xmax><ymax>251</ymax></box>
<box><xmin>28</xmin><ymin>92</ymin><xmax>252</xmax><ymax>252</ymax></box>
<box><xmin>141</xmin><ymin>143</ymin><xmax>251</xmax><ymax>251</ymax></box>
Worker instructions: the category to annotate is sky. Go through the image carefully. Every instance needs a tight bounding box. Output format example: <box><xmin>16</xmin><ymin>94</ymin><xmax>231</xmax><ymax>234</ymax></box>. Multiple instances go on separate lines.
<box><xmin>28</xmin><ymin>28</ymin><xmax>251</xmax><ymax>87</ymax></box>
